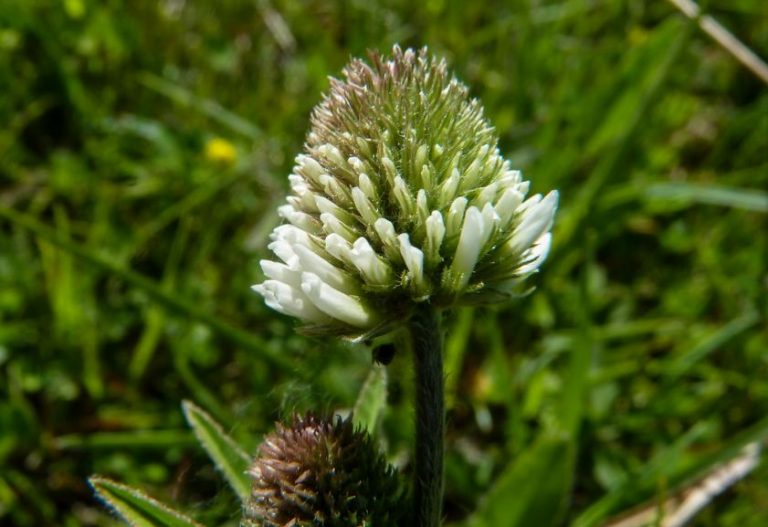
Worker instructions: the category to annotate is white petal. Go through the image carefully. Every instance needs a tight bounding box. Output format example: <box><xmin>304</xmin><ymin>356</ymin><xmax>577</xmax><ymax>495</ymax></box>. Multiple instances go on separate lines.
<box><xmin>288</xmin><ymin>174</ymin><xmax>308</xmax><ymax>193</ymax></box>
<box><xmin>424</xmin><ymin>211</ymin><xmax>445</xmax><ymax>265</ymax></box>
<box><xmin>446</xmin><ymin>197</ymin><xmax>468</xmax><ymax>238</ymax></box>
<box><xmin>420</xmin><ymin>164</ymin><xmax>433</xmax><ymax>191</ymax></box>
<box><xmin>297</xmin><ymin>154</ymin><xmax>325</xmax><ymax>185</ymax></box>
<box><xmin>398</xmin><ymin>233</ymin><xmax>425</xmax><ymax>288</ymax></box>
<box><xmin>499</xmin><ymin>170</ymin><xmax>522</xmax><ymax>186</ymax></box>
<box><xmin>268</xmin><ymin>239</ymin><xmax>299</xmax><ymax>267</ymax></box>
<box><xmin>516</xmin><ymin>233</ymin><xmax>552</xmax><ymax>276</ymax></box>
<box><xmin>416</xmin><ymin>189</ymin><xmax>429</xmax><ymax>223</ymax></box>
<box><xmin>374</xmin><ymin>218</ymin><xmax>398</xmax><ymax>247</ymax></box>
<box><xmin>477</xmin><ymin>182</ymin><xmax>499</xmax><ymax>205</ymax></box>
<box><xmin>460</xmin><ymin>156</ymin><xmax>484</xmax><ymax>192</ymax></box>
<box><xmin>351</xmin><ymin>187</ymin><xmax>379</xmax><ymax>224</ymax></box>
<box><xmin>318</xmin><ymin>143</ymin><xmax>347</xmax><ymax>169</ymax></box>
<box><xmin>451</xmin><ymin>206</ymin><xmax>484</xmax><ymax>289</ymax></box>
<box><xmin>415</xmin><ymin>144</ymin><xmax>428</xmax><ymax>172</ymax></box>
<box><xmin>509</xmin><ymin>190</ymin><xmax>558</xmax><ymax>254</ymax></box>
<box><xmin>270</xmin><ymin>224</ymin><xmax>312</xmax><ymax>246</ymax></box>
<box><xmin>481</xmin><ymin>202</ymin><xmax>499</xmax><ymax>233</ymax></box>
<box><xmin>358</xmin><ymin>173</ymin><xmax>378</xmax><ymax>201</ymax></box>
<box><xmin>260</xmin><ymin>260</ymin><xmax>301</xmax><ymax>288</ymax></box>
<box><xmin>350</xmin><ymin>237</ymin><xmax>393</xmax><ymax>285</ymax></box>
<box><xmin>516</xmin><ymin>193</ymin><xmax>541</xmax><ymax>215</ymax></box>
<box><xmin>278</xmin><ymin>204</ymin><xmax>320</xmax><ymax>233</ymax></box>
<box><xmin>252</xmin><ymin>280</ymin><xmax>331</xmax><ymax>324</ymax></box>
<box><xmin>300</xmin><ymin>272</ymin><xmax>374</xmax><ymax>328</ymax></box>
<box><xmin>348</xmin><ymin>156</ymin><xmax>366</xmax><ymax>174</ymax></box>
<box><xmin>325</xmin><ymin>233</ymin><xmax>353</xmax><ymax>262</ymax></box>
<box><xmin>293</xmin><ymin>243</ymin><xmax>357</xmax><ymax>294</ymax></box>
<box><xmin>320</xmin><ymin>212</ymin><xmax>357</xmax><ymax>242</ymax></box>
<box><xmin>393</xmin><ymin>176</ymin><xmax>414</xmax><ymax>215</ymax></box>
<box><xmin>439</xmin><ymin>168</ymin><xmax>461</xmax><ymax>206</ymax></box>
<box><xmin>372</xmin><ymin>218</ymin><xmax>403</xmax><ymax>264</ymax></box>
<box><xmin>318</xmin><ymin>174</ymin><xmax>352</xmax><ymax>206</ymax></box>
<box><xmin>494</xmin><ymin>188</ymin><xmax>524</xmax><ymax>227</ymax></box>
<box><xmin>381</xmin><ymin>156</ymin><xmax>398</xmax><ymax>184</ymax></box>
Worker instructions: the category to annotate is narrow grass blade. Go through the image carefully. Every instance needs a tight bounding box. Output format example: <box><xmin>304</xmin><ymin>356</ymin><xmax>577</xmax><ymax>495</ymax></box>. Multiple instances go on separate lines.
<box><xmin>583</xmin><ymin>416</ymin><xmax>768</xmax><ymax>527</ymax></box>
<box><xmin>89</xmin><ymin>476</ymin><xmax>204</xmax><ymax>527</ymax></box>
<box><xmin>181</xmin><ymin>400</ymin><xmax>252</xmax><ymax>502</ymax></box>
<box><xmin>54</xmin><ymin>430</ymin><xmax>195</xmax><ymax>450</ymax></box>
<box><xmin>352</xmin><ymin>364</ymin><xmax>388</xmax><ymax>435</ymax></box>
<box><xmin>466</xmin><ymin>433</ymin><xmax>575</xmax><ymax>527</ymax></box>
<box><xmin>445</xmin><ymin>307</ymin><xmax>474</xmax><ymax>408</ymax></box>
<box><xmin>600</xmin><ymin>446</ymin><xmax>761</xmax><ymax>527</ymax></box>
<box><xmin>573</xmin><ymin>420</ymin><xmax>715</xmax><ymax>527</ymax></box>
<box><xmin>138</xmin><ymin>72</ymin><xmax>263</xmax><ymax>140</ymax></box>
<box><xmin>666</xmin><ymin>310</ymin><xmax>759</xmax><ymax>378</ymax></box>
<box><xmin>556</xmin><ymin>18</ymin><xmax>692</xmax><ymax>251</ymax></box>
<box><xmin>645</xmin><ymin>182</ymin><xmax>768</xmax><ymax>213</ymax></box>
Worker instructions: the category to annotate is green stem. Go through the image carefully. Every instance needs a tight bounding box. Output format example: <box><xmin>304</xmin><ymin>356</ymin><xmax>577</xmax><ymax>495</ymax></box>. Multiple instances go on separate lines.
<box><xmin>410</xmin><ymin>303</ymin><xmax>444</xmax><ymax>527</ymax></box>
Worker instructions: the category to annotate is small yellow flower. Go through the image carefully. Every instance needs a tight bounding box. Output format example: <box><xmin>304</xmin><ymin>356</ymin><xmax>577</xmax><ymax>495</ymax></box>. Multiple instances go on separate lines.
<box><xmin>205</xmin><ymin>137</ymin><xmax>237</xmax><ymax>165</ymax></box>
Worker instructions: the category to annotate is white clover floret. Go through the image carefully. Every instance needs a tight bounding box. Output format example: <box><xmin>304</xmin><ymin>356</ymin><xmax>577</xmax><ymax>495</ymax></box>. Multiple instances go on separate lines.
<box><xmin>253</xmin><ymin>47</ymin><xmax>558</xmax><ymax>335</ymax></box>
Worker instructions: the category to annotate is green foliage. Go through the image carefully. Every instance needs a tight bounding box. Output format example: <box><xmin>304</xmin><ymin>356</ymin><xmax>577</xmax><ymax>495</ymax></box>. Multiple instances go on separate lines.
<box><xmin>1</xmin><ymin>0</ymin><xmax>767</xmax><ymax>525</ymax></box>
<box><xmin>352</xmin><ymin>364</ymin><xmax>389</xmax><ymax>435</ymax></box>
<box><xmin>89</xmin><ymin>476</ymin><xmax>204</xmax><ymax>527</ymax></box>
<box><xmin>466</xmin><ymin>433</ymin><xmax>574</xmax><ymax>527</ymax></box>
<box><xmin>181</xmin><ymin>400</ymin><xmax>252</xmax><ymax>502</ymax></box>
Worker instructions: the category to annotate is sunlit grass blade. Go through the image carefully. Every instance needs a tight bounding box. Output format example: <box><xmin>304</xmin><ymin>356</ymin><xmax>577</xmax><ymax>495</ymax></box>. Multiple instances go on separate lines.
<box><xmin>89</xmin><ymin>476</ymin><xmax>205</xmax><ymax>527</ymax></box>
<box><xmin>556</xmin><ymin>18</ymin><xmax>692</xmax><ymax>251</ymax></box>
<box><xmin>181</xmin><ymin>400</ymin><xmax>251</xmax><ymax>502</ymax></box>
<box><xmin>54</xmin><ymin>430</ymin><xmax>195</xmax><ymax>450</ymax></box>
<box><xmin>465</xmin><ymin>433</ymin><xmax>574</xmax><ymax>527</ymax></box>
<box><xmin>601</xmin><ymin>442</ymin><xmax>761</xmax><ymax>527</ymax></box>
<box><xmin>138</xmin><ymin>72</ymin><xmax>263</xmax><ymax>140</ymax></box>
<box><xmin>644</xmin><ymin>182</ymin><xmax>768</xmax><ymax>213</ymax></box>
<box><xmin>352</xmin><ymin>363</ymin><xmax>388</xmax><ymax>435</ymax></box>
<box><xmin>571</xmin><ymin>416</ymin><xmax>759</xmax><ymax>527</ymax></box>
<box><xmin>445</xmin><ymin>307</ymin><xmax>474</xmax><ymax>408</ymax></box>
<box><xmin>585</xmin><ymin>416</ymin><xmax>768</xmax><ymax>527</ymax></box>
<box><xmin>666</xmin><ymin>310</ymin><xmax>759</xmax><ymax>378</ymax></box>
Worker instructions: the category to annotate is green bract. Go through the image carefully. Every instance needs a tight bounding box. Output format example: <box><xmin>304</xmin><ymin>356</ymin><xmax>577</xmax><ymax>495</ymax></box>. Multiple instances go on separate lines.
<box><xmin>254</xmin><ymin>46</ymin><xmax>558</xmax><ymax>337</ymax></box>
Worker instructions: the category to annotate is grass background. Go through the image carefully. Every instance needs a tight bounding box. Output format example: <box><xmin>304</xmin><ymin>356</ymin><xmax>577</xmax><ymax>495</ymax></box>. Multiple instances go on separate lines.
<box><xmin>1</xmin><ymin>0</ymin><xmax>767</xmax><ymax>525</ymax></box>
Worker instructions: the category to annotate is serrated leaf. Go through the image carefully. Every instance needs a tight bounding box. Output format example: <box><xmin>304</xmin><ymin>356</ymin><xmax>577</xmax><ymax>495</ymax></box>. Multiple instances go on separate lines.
<box><xmin>352</xmin><ymin>364</ymin><xmax>388</xmax><ymax>435</ymax></box>
<box><xmin>181</xmin><ymin>400</ymin><xmax>251</xmax><ymax>501</ymax></box>
<box><xmin>89</xmin><ymin>476</ymin><xmax>205</xmax><ymax>527</ymax></box>
<box><xmin>466</xmin><ymin>433</ymin><xmax>575</xmax><ymax>527</ymax></box>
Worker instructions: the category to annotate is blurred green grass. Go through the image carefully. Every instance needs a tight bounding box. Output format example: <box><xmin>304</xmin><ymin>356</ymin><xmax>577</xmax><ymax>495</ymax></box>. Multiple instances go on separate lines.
<box><xmin>1</xmin><ymin>0</ymin><xmax>767</xmax><ymax>525</ymax></box>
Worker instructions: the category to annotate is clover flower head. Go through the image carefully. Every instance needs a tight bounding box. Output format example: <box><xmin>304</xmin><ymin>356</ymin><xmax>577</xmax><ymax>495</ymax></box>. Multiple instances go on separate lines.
<box><xmin>253</xmin><ymin>46</ymin><xmax>558</xmax><ymax>337</ymax></box>
<box><xmin>242</xmin><ymin>414</ymin><xmax>405</xmax><ymax>527</ymax></box>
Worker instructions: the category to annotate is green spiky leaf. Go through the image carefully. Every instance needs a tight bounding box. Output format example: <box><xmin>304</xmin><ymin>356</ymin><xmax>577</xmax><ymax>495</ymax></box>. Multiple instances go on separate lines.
<box><xmin>89</xmin><ymin>476</ymin><xmax>204</xmax><ymax>527</ymax></box>
<box><xmin>182</xmin><ymin>400</ymin><xmax>251</xmax><ymax>501</ymax></box>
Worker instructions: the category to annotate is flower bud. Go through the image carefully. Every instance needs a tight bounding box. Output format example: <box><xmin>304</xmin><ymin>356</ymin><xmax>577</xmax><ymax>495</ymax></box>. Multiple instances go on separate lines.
<box><xmin>242</xmin><ymin>414</ymin><xmax>405</xmax><ymax>527</ymax></box>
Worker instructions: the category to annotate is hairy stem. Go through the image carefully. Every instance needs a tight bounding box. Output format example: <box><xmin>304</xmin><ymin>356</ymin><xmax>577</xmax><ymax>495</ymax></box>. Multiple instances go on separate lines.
<box><xmin>410</xmin><ymin>303</ymin><xmax>444</xmax><ymax>527</ymax></box>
